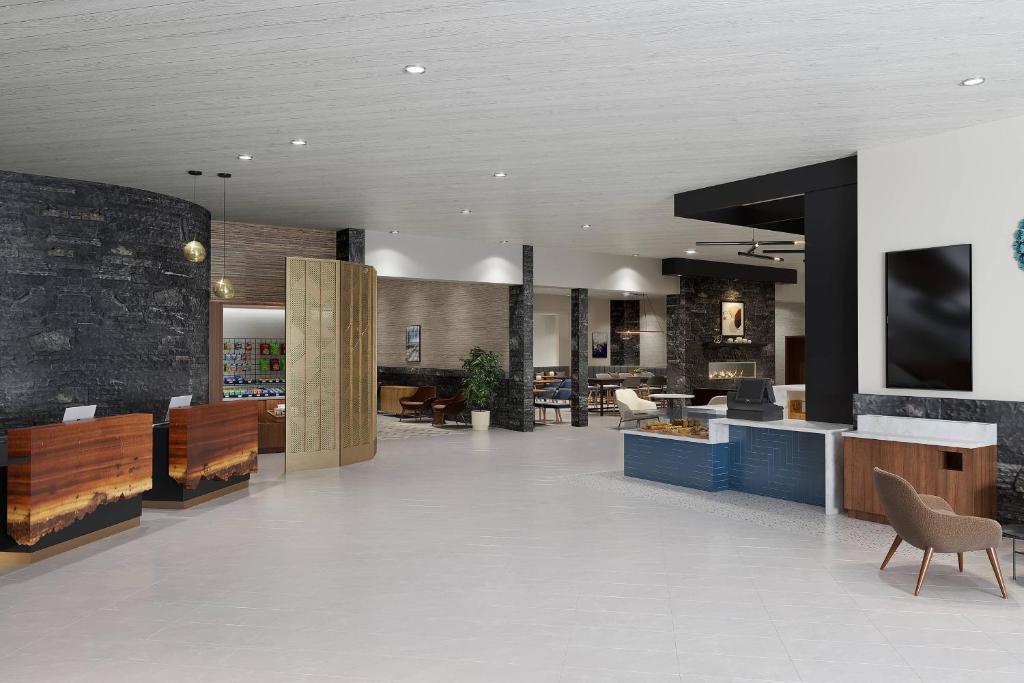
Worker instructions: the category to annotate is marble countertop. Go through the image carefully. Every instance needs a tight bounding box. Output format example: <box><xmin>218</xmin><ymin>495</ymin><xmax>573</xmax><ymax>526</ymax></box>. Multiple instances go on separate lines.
<box><xmin>712</xmin><ymin>417</ymin><xmax>852</xmax><ymax>434</ymax></box>
<box><xmin>843</xmin><ymin>432</ymin><xmax>995</xmax><ymax>449</ymax></box>
<box><xmin>624</xmin><ymin>429</ymin><xmax>726</xmax><ymax>445</ymax></box>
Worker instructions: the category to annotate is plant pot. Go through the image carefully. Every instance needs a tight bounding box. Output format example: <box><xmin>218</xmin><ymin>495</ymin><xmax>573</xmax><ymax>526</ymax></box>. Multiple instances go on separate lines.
<box><xmin>471</xmin><ymin>410</ymin><xmax>491</xmax><ymax>431</ymax></box>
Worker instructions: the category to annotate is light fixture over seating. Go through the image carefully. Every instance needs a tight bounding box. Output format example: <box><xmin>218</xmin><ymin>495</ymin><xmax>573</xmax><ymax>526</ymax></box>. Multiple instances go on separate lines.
<box><xmin>618</xmin><ymin>293</ymin><xmax>664</xmax><ymax>335</ymax></box>
<box><xmin>212</xmin><ymin>172</ymin><xmax>235</xmax><ymax>299</ymax></box>
<box><xmin>182</xmin><ymin>170</ymin><xmax>207</xmax><ymax>263</ymax></box>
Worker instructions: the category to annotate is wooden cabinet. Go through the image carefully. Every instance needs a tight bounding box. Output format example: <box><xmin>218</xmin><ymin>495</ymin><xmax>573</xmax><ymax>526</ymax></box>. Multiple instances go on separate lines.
<box><xmin>844</xmin><ymin>436</ymin><xmax>997</xmax><ymax>523</ymax></box>
<box><xmin>258</xmin><ymin>399</ymin><xmax>286</xmax><ymax>454</ymax></box>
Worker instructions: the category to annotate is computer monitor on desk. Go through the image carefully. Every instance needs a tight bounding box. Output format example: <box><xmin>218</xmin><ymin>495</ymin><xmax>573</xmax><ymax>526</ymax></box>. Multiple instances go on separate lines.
<box><xmin>164</xmin><ymin>395</ymin><xmax>192</xmax><ymax>423</ymax></box>
<box><xmin>62</xmin><ymin>405</ymin><xmax>97</xmax><ymax>422</ymax></box>
<box><xmin>727</xmin><ymin>379</ymin><xmax>783</xmax><ymax>421</ymax></box>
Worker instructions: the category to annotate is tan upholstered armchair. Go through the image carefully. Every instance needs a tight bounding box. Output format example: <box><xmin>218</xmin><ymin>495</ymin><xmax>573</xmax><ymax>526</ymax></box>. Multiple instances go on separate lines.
<box><xmin>614</xmin><ymin>389</ymin><xmax>660</xmax><ymax>430</ymax></box>
<box><xmin>873</xmin><ymin>468</ymin><xmax>1007</xmax><ymax>598</ymax></box>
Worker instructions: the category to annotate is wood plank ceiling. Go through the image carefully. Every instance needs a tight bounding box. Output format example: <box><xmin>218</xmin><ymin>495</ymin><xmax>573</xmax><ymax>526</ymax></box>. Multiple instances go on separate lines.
<box><xmin>2</xmin><ymin>0</ymin><xmax>1024</xmax><ymax>263</ymax></box>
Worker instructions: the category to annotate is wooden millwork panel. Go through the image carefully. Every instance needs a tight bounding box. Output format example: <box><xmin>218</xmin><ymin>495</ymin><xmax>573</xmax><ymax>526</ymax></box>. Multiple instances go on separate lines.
<box><xmin>844</xmin><ymin>437</ymin><xmax>997</xmax><ymax>523</ymax></box>
<box><xmin>6</xmin><ymin>414</ymin><xmax>152</xmax><ymax>546</ymax></box>
<box><xmin>339</xmin><ymin>261</ymin><xmax>377</xmax><ymax>465</ymax></box>
<box><xmin>168</xmin><ymin>401</ymin><xmax>259</xmax><ymax>489</ymax></box>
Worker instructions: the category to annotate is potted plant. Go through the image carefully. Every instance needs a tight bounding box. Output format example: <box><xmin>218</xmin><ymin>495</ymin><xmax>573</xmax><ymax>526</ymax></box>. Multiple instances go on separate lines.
<box><xmin>462</xmin><ymin>346</ymin><xmax>502</xmax><ymax>431</ymax></box>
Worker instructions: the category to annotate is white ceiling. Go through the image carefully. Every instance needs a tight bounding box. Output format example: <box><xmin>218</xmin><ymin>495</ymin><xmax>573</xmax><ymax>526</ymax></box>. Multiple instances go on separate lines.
<box><xmin>3</xmin><ymin>0</ymin><xmax>1024</xmax><ymax>266</ymax></box>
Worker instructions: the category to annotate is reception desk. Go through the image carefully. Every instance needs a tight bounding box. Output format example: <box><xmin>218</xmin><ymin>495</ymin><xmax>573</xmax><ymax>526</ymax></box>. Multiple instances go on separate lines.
<box><xmin>1</xmin><ymin>414</ymin><xmax>152</xmax><ymax>563</ymax></box>
<box><xmin>144</xmin><ymin>401</ymin><xmax>258</xmax><ymax>509</ymax></box>
<box><xmin>624</xmin><ymin>417</ymin><xmax>851</xmax><ymax>514</ymax></box>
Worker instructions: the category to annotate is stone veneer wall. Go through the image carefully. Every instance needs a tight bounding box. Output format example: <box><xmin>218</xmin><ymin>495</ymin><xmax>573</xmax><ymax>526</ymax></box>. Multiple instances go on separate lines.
<box><xmin>378</xmin><ymin>367</ymin><xmax>466</xmax><ymax>401</ymax></box>
<box><xmin>610</xmin><ymin>299</ymin><xmax>640</xmax><ymax>366</ymax></box>
<box><xmin>853</xmin><ymin>394</ymin><xmax>1024</xmax><ymax>523</ymax></box>
<box><xmin>667</xmin><ymin>277</ymin><xmax>775</xmax><ymax>394</ymax></box>
<box><xmin>377</xmin><ymin>278</ymin><xmax>509</xmax><ymax>370</ymax></box>
<box><xmin>0</xmin><ymin>170</ymin><xmax>211</xmax><ymax>439</ymax></box>
<box><xmin>494</xmin><ymin>246</ymin><xmax>534</xmax><ymax>431</ymax></box>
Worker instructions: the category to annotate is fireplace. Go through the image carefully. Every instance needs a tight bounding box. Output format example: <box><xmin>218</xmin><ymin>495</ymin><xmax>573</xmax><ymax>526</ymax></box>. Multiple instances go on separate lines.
<box><xmin>708</xmin><ymin>361</ymin><xmax>757</xmax><ymax>380</ymax></box>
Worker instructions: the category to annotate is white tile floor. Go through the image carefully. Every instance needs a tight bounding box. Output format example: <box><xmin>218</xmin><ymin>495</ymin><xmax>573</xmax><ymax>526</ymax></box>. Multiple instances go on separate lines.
<box><xmin>0</xmin><ymin>416</ymin><xmax>1021</xmax><ymax>682</ymax></box>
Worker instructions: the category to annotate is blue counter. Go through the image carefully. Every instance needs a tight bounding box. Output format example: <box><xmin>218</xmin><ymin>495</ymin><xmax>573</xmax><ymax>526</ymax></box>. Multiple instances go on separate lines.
<box><xmin>624</xmin><ymin>418</ymin><xmax>851</xmax><ymax>514</ymax></box>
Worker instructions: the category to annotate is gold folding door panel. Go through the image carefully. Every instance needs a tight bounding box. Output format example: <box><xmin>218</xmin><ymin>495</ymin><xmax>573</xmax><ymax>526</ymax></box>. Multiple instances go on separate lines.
<box><xmin>339</xmin><ymin>261</ymin><xmax>377</xmax><ymax>465</ymax></box>
<box><xmin>285</xmin><ymin>258</ymin><xmax>341</xmax><ymax>471</ymax></box>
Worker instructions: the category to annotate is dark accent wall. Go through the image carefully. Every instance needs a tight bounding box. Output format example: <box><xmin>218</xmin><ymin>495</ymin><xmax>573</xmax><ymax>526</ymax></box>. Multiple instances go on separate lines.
<box><xmin>610</xmin><ymin>299</ymin><xmax>640</xmax><ymax>366</ymax></box>
<box><xmin>570</xmin><ymin>288</ymin><xmax>588</xmax><ymax>427</ymax></box>
<box><xmin>667</xmin><ymin>277</ymin><xmax>775</xmax><ymax>395</ymax></box>
<box><xmin>495</xmin><ymin>245</ymin><xmax>534</xmax><ymax>431</ymax></box>
<box><xmin>378</xmin><ymin>367</ymin><xmax>465</xmax><ymax>400</ymax></box>
<box><xmin>853</xmin><ymin>394</ymin><xmax>1024</xmax><ymax>523</ymax></box>
<box><xmin>0</xmin><ymin>170</ymin><xmax>211</xmax><ymax>439</ymax></box>
<box><xmin>336</xmin><ymin>228</ymin><xmax>365</xmax><ymax>264</ymax></box>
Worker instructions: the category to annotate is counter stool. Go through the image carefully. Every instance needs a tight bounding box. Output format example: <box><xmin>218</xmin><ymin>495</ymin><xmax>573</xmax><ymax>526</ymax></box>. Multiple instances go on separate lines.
<box><xmin>1005</xmin><ymin>524</ymin><xmax>1024</xmax><ymax>582</ymax></box>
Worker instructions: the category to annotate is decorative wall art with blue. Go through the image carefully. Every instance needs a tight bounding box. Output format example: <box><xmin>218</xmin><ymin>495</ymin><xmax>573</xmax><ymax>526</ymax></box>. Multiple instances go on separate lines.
<box><xmin>1015</xmin><ymin>219</ymin><xmax>1024</xmax><ymax>271</ymax></box>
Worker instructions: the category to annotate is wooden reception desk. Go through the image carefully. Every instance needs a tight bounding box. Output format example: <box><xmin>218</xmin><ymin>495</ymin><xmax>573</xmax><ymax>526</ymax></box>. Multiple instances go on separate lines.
<box><xmin>1</xmin><ymin>414</ymin><xmax>152</xmax><ymax>563</ymax></box>
<box><xmin>144</xmin><ymin>401</ymin><xmax>258</xmax><ymax>509</ymax></box>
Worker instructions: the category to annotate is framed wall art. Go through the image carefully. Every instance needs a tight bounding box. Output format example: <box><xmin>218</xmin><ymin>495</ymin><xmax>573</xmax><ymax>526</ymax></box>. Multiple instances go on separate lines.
<box><xmin>591</xmin><ymin>331</ymin><xmax>608</xmax><ymax>359</ymax></box>
<box><xmin>721</xmin><ymin>301</ymin><xmax>744</xmax><ymax>337</ymax></box>
<box><xmin>405</xmin><ymin>325</ymin><xmax>421</xmax><ymax>362</ymax></box>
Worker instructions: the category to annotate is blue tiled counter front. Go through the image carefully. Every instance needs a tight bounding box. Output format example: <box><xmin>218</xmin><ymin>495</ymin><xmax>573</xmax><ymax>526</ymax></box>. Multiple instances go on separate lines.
<box><xmin>623</xmin><ymin>418</ymin><xmax>851</xmax><ymax>514</ymax></box>
<box><xmin>623</xmin><ymin>433</ymin><xmax>730</xmax><ymax>491</ymax></box>
<box><xmin>727</xmin><ymin>426</ymin><xmax>826</xmax><ymax>506</ymax></box>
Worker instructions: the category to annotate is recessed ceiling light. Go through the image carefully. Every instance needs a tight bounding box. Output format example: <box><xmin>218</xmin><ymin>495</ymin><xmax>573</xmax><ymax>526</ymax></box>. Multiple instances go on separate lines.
<box><xmin>290</xmin><ymin>138</ymin><xmax>307</xmax><ymax>146</ymax></box>
<box><xmin>389</xmin><ymin>229</ymin><xmax>400</xmax><ymax>235</ymax></box>
<box><xmin>492</xmin><ymin>171</ymin><xmax>508</xmax><ymax>178</ymax></box>
<box><xmin>685</xmin><ymin>249</ymin><xmax>698</xmax><ymax>255</ymax></box>
<box><xmin>404</xmin><ymin>64</ymin><xmax>426</xmax><ymax>75</ymax></box>
<box><xmin>959</xmin><ymin>76</ymin><xmax>985</xmax><ymax>86</ymax></box>
<box><xmin>237</xmin><ymin>153</ymin><xmax>253</xmax><ymax>161</ymax></box>
<box><xmin>632</xmin><ymin>253</ymin><xmax>640</xmax><ymax>257</ymax></box>
<box><xmin>460</xmin><ymin>209</ymin><xmax>472</xmax><ymax>215</ymax></box>
<box><xmin>581</xmin><ymin>224</ymin><xmax>592</xmax><ymax>230</ymax></box>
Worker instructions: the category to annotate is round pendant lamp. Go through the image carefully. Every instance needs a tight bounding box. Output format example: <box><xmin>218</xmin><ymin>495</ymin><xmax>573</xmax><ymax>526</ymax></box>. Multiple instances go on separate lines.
<box><xmin>182</xmin><ymin>170</ymin><xmax>207</xmax><ymax>263</ymax></box>
<box><xmin>213</xmin><ymin>172</ymin><xmax>235</xmax><ymax>299</ymax></box>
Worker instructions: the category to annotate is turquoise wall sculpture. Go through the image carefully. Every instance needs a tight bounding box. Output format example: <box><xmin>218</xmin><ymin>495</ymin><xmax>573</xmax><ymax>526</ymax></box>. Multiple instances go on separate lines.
<box><xmin>1017</xmin><ymin>219</ymin><xmax>1024</xmax><ymax>271</ymax></box>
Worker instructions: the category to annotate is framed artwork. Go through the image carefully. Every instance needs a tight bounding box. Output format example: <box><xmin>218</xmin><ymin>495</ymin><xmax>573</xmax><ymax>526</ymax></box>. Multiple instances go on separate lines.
<box><xmin>405</xmin><ymin>325</ymin><xmax>421</xmax><ymax>362</ymax></box>
<box><xmin>721</xmin><ymin>301</ymin><xmax>744</xmax><ymax>337</ymax></box>
<box><xmin>591</xmin><ymin>331</ymin><xmax>608</xmax><ymax>358</ymax></box>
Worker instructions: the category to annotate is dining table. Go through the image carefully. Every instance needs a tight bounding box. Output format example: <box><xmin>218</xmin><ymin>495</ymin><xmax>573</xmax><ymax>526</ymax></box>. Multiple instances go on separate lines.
<box><xmin>649</xmin><ymin>393</ymin><xmax>696</xmax><ymax>420</ymax></box>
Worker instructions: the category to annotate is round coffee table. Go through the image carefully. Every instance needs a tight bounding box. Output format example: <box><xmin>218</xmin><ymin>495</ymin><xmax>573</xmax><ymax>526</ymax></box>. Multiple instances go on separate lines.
<box><xmin>649</xmin><ymin>393</ymin><xmax>695</xmax><ymax>420</ymax></box>
<box><xmin>1004</xmin><ymin>524</ymin><xmax>1024</xmax><ymax>582</ymax></box>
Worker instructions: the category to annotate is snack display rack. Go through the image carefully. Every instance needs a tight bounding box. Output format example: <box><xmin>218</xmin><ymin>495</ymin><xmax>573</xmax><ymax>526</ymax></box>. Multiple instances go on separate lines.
<box><xmin>222</xmin><ymin>337</ymin><xmax>286</xmax><ymax>400</ymax></box>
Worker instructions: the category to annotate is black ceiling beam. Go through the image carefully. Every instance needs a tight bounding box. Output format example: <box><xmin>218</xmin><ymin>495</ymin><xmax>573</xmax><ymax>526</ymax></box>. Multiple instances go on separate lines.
<box><xmin>689</xmin><ymin>195</ymin><xmax>807</xmax><ymax>235</ymax></box>
<box><xmin>674</xmin><ymin>157</ymin><xmax>857</xmax><ymax>219</ymax></box>
<box><xmin>662</xmin><ymin>257</ymin><xmax>798</xmax><ymax>284</ymax></box>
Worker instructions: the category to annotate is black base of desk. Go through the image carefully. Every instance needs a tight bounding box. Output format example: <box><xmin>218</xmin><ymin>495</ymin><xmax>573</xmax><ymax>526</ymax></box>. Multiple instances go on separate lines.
<box><xmin>143</xmin><ymin>424</ymin><xmax>251</xmax><ymax>505</ymax></box>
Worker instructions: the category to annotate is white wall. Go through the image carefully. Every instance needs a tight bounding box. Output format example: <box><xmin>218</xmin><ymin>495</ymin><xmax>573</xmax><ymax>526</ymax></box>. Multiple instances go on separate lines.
<box><xmin>533</xmin><ymin>294</ymin><xmax>571</xmax><ymax>366</ymax></box>
<box><xmin>639</xmin><ymin>296</ymin><xmax>668</xmax><ymax>368</ymax></box>
<box><xmin>775</xmin><ymin>302</ymin><xmax>805</xmax><ymax>384</ymax></box>
<box><xmin>223</xmin><ymin>307</ymin><xmax>285</xmax><ymax>338</ymax></box>
<box><xmin>533</xmin><ymin>314</ymin><xmax>560</xmax><ymax>367</ymax></box>
<box><xmin>858</xmin><ymin>114</ymin><xmax>1024</xmax><ymax>401</ymax></box>
<box><xmin>534</xmin><ymin>246</ymin><xmax>679</xmax><ymax>295</ymax></box>
<box><xmin>365</xmin><ymin>231</ymin><xmax>522</xmax><ymax>284</ymax></box>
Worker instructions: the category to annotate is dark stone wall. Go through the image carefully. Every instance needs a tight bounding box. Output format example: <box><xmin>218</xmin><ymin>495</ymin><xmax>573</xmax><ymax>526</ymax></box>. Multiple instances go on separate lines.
<box><xmin>494</xmin><ymin>245</ymin><xmax>534</xmax><ymax>431</ymax></box>
<box><xmin>336</xmin><ymin>228</ymin><xmax>365</xmax><ymax>264</ymax></box>
<box><xmin>667</xmin><ymin>277</ymin><xmax>775</xmax><ymax>394</ymax></box>
<box><xmin>377</xmin><ymin>366</ymin><xmax>465</xmax><ymax>401</ymax></box>
<box><xmin>0</xmin><ymin>170</ymin><xmax>211</xmax><ymax>439</ymax></box>
<box><xmin>610</xmin><ymin>299</ymin><xmax>640</xmax><ymax>366</ymax></box>
<box><xmin>853</xmin><ymin>394</ymin><xmax>1024</xmax><ymax>523</ymax></box>
<box><xmin>570</xmin><ymin>288</ymin><xmax>588</xmax><ymax>427</ymax></box>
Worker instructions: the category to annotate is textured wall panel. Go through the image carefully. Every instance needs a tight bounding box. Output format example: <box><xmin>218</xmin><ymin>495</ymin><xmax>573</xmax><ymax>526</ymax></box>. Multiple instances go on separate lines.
<box><xmin>727</xmin><ymin>426</ymin><xmax>825</xmax><ymax>506</ymax></box>
<box><xmin>285</xmin><ymin>258</ymin><xmax>340</xmax><ymax>471</ymax></box>
<box><xmin>0</xmin><ymin>170</ymin><xmax>210</xmax><ymax>438</ymax></box>
<box><xmin>210</xmin><ymin>221</ymin><xmax>335</xmax><ymax>303</ymax></box>
<box><xmin>610</xmin><ymin>299</ymin><xmax>640</xmax><ymax>366</ymax></box>
<box><xmin>376</xmin><ymin>278</ymin><xmax>509</xmax><ymax>369</ymax></box>
<box><xmin>624</xmin><ymin>434</ymin><xmax>731</xmax><ymax>491</ymax></box>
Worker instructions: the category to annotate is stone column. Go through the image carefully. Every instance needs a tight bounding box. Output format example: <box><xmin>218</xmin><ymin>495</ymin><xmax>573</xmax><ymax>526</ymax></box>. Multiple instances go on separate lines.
<box><xmin>666</xmin><ymin>280</ymin><xmax>687</xmax><ymax>394</ymax></box>
<box><xmin>570</xmin><ymin>288</ymin><xmax>589</xmax><ymax>427</ymax></box>
<box><xmin>336</xmin><ymin>228</ymin><xmax>365</xmax><ymax>264</ymax></box>
<box><xmin>502</xmin><ymin>245</ymin><xmax>534</xmax><ymax>432</ymax></box>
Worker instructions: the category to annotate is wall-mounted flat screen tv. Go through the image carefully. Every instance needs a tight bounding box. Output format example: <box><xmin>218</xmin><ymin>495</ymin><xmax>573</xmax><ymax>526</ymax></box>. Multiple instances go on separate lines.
<box><xmin>886</xmin><ymin>244</ymin><xmax>972</xmax><ymax>391</ymax></box>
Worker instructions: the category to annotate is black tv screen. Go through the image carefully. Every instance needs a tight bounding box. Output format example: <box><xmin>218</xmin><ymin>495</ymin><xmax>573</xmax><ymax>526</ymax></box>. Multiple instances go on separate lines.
<box><xmin>886</xmin><ymin>244</ymin><xmax>972</xmax><ymax>391</ymax></box>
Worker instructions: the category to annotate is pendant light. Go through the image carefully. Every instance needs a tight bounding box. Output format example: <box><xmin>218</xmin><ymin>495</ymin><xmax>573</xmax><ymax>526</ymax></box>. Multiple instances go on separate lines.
<box><xmin>182</xmin><ymin>170</ymin><xmax>207</xmax><ymax>263</ymax></box>
<box><xmin>212</xmin><ymin>172</ymin><xmax>235</xmax><ymax>299</ymax></box>
<box><xmin>618</xmin><ymin>293</ymin><xmax>665</xmax><ymax>335</ymax></box>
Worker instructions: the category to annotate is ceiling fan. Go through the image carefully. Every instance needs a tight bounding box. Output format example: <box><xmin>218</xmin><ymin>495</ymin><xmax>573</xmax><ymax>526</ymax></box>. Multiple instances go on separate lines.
<box><xmin>694</xmin><ymin>228</ymin><xmax>804</xmax><ymax>263</ymax></box>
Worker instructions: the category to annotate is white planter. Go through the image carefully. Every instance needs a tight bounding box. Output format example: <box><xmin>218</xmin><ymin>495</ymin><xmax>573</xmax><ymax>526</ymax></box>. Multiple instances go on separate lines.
<box><xmin>471</xmin><ymin>410</ymin><xmax>491</xmax><ymax>431</ymax></box>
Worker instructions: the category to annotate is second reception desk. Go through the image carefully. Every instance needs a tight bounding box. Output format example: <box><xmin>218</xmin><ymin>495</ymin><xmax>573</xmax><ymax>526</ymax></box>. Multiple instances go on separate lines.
<box><xmin>144</xmin><ymin>401</ymin><xmax>259</xmax><ymax>509</ymax></box>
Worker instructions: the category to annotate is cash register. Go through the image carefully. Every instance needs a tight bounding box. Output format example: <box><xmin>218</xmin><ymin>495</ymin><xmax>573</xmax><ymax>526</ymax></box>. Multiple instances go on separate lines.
<box><xmin>726</xmin><ymin>378</ymin><xmax>784</xmax><ymax>422</ymax></box>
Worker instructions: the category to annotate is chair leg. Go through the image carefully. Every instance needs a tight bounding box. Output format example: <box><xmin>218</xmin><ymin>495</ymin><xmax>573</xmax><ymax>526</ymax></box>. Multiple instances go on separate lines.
<box><xmin>880</xmin><ymin>535</ymin><xmax>902</xmax><ymax>570</ymax></box>
<box><xmin>914</xmin><ymin>547</ymin><xmax>934</xmax><ymax>596</ymax></box>
<box><xmin>958</xmin><ymin>552</ymin><xmax>964</xmax><ymax>573</ymax></box>
<box><xmin>986</xmin><ymin>548</ymin><xmax>1008</xmax><ymax>599</ymax></box>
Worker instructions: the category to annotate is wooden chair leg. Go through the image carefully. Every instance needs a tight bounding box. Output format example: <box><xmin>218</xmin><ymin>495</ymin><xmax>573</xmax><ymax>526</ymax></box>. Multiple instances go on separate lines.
<box><xmin>914</xmin><ymin>547</ymin><xmax>934</xmax><ymax>596</ymax></box>
<box><xmin>880</xmin><ymin>535</ymin><xmax>902</xmax><ymax>570</ymax></box>
<box><xmin>986</xmin><ymin>548</ymin><xmax>1008</xmax><ymax>599</ymax></box>
<box><xmin>958</xmin><ymin>552</ymin><xmax>964</xmax><ymax>573</ymax></box>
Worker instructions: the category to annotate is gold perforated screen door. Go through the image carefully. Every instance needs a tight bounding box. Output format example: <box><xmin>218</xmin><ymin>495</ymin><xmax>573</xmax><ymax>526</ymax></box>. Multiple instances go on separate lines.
<box><xmin>285</xmin><ymin>257</ymin><xmax>341</xmax><ymax>471</ymax></box>
<box><xmin>339</xmin><ymin>261</ymin><xmax>377</xmax><ymax>465</ymax></box>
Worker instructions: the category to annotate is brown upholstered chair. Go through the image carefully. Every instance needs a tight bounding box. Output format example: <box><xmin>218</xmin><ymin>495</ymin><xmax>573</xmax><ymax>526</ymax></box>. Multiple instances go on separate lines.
<box><xmin>873</xmin><ymin>468</ymin><xmax>1007</xmax><ymax>598</ymax></box>
<box><xmin>432</xmin><ymin>390</ymin><xmax>467</xmax><ymax>426</ymax></box>
<box><xmin>398</xmin><ymin>386</ymin><xmax>436</xmax><ymax>421</ymax></box>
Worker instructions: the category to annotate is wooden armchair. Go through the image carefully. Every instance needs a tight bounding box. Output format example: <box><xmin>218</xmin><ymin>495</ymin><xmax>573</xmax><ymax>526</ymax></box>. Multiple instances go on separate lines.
<box><xmin>398</xmin><ymin>386</ymin><xmax>436</xmax><ymax>422</ymax></box>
